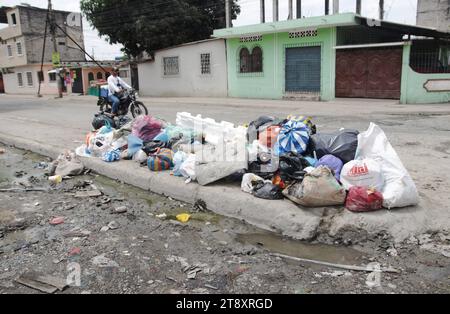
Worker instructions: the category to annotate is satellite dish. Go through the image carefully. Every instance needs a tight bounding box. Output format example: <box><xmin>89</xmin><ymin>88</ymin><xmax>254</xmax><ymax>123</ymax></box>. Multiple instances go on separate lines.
<box><xmin>67</xmin><ymin>13</ymin><xmax>81</xmax><ymax>27</ymax></box>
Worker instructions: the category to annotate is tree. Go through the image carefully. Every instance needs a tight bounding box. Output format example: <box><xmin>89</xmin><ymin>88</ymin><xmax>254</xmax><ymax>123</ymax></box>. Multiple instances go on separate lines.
<box><xmin>80</xmin><ymin>0</ymin><xmax>240</xmax><ymax>57</ymax></box>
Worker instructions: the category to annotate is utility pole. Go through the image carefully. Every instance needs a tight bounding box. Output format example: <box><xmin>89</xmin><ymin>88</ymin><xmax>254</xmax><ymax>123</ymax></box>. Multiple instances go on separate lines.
<box><xmin>356</xmin><ymin>0</ymin><xmax>361</xmax><ymax>15</ymax></box>
<box><xmin>273</xmin><ymin>0</ymin><xmax>279</xmax><ymax>22</ymax></box>
<box><xmin>288</xmin><ymin>0</ymin><xmax>293</xmax><ymax>20</ymax></box>
<box><xmin>48</xmin><ymin>0</ymin><xmax>62</xmax><ymax>98</ymax></box>
<box><xmin>260</xmin><ymin>0</ymin><xmax>265</xmax><ymax>23</ymax></box>
<box><xmin>325</xmin><ymin>0</ymin><xmax>330</xmax><ymax>15</ymax></box>
<box><xmin>333</xmin><ymin>0</ymin><xmax>339</xmax><ymax>14</ymax></box>
<box><xmin>225</xmin><ymin>0</ymin><xmax>231</xmax><ymax>28</ymax></box>
<box><xmin>296</xmin><ymin>0</ymin><xmax>302</xmax><ymax>19</ymax></box>
<box><xmin>379</xmin><ymin>0</ymin><xmax>384</xmax><ymax>20</ymax></box>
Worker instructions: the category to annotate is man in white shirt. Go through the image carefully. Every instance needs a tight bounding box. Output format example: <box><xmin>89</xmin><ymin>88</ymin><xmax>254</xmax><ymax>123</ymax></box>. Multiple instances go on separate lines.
<box><xmin>107</xmin><ymin>67</ymin><xmax>132</xmax><ymax>116</ymax></box>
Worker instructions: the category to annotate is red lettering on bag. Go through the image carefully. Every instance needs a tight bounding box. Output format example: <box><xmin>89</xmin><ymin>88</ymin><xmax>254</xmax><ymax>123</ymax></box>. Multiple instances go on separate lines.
<box><xmin>347</xmin><ymin>163</ymin><xmax>369</xmax><ymax>177</ymax></box>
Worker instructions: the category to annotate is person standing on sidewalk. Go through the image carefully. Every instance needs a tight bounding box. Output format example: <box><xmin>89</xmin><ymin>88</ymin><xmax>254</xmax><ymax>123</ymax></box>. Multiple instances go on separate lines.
<box><xmin>107</xmin><ymin>67</ymin><xmax>131</xmax><ymax>117</ymax></box>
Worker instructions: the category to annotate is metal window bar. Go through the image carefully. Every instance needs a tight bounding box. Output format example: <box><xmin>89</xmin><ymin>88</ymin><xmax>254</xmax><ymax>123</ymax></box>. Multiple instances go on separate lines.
<box><xmin>200</xmin><ymin>53</ymin><xmax>211</xmax><ymax>74</ymax></box>
<box><xmin>163</xmin><ymin>57</ymin><xmax>179</xmax><ymax>75</ymax></box>
<box><xmin>410</xmin><ymin>41</ymin><xmax>450</xmax><ymax>74</ymax></box>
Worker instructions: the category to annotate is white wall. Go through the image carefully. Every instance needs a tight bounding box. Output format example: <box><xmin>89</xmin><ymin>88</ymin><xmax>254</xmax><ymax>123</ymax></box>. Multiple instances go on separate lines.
<box><xmin>3</xmin><ymin>64</ymin><xmax>57</xmax><ymax>95</ymax></box>
<box><xmin>137</xmin><ymin>39</ymin><xmax>228</xmax><ymax>97</ymax></box>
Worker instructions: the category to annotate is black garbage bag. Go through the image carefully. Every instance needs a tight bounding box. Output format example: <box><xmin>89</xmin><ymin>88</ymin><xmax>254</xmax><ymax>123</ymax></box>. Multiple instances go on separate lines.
<box><xmin>142</xmin><ymin>141</ymin><xmax>167</xmax><ymax>155</ymax></box>
<box><xmin>247</xmin><ymin>115</ymin><xmax>285</xmax><ymax>142</ymax></box>
<box><xmin>279</xmin><ymin>153</ymin><xmax>310</xmax><ymax>181</ymax></box>
<box><xmin>308</xmin><ymin>129</ymin><xmax>359</xmax><ymax>164</ymax></box>
<box><xmin>92</xmin><ymin>113</ymin><xmax>116</xmax><ymax>130</ymax></box>
<box><xmin>253</xmin><ymin>181</ymin><xmax>284</xmax><ymax>200</ymax></box>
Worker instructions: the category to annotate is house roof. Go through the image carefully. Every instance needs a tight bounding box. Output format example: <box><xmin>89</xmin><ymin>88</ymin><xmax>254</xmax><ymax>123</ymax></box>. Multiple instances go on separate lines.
<box><xmin>213</xmin><ymin>13</ymin><xmax>450</xmax><ymax>40</ymax></box>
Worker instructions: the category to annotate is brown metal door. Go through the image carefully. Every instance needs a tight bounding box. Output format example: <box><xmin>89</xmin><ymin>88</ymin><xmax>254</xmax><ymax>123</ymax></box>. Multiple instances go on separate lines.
<box><xmin>336</xmin><ymin>48</ymin><xmax>402</xmax><ymax>99</ymax></box>
<box><xmin>0</xmin><ymin>73</ymin><xmax>4</xmax><ymax>93</ymax></box>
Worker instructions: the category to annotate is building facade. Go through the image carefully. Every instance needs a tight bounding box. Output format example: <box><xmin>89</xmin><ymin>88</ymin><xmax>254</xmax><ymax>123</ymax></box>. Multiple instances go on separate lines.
<box><xmin>214</xmin><ymin>13</ymin><xmax>450</xmax><ymax>104</ymax></box>
<box><xmin>417</xmin><ymin>0</ymin><xmax>450</xmax><ymax>33</ymax></box>
<box><xmin>0</xmin><ymin>5</ymin><xmax>85</xmax><ymax>95</ymax></box>
<box><xmin>137</xmin><ymin>39</ymin><xmax>228</xmax><ymax>97</ymax></box>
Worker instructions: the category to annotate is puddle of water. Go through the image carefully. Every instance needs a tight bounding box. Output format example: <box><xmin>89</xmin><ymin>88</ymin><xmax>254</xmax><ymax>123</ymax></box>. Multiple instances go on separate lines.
<box><xmin>237</xmin><ymin>233</ymin><xmax>363</xmax><ymax>265</ymax></box>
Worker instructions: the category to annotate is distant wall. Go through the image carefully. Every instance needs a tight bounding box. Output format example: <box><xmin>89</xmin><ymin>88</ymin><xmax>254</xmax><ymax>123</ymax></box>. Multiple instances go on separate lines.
<box><xmin>138</xmin><ymin>39</ymin><xmax>228</xmax><ymax>97</ymax></box>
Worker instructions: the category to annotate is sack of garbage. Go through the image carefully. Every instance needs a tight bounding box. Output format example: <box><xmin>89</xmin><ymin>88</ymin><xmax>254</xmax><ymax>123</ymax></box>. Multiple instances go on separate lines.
<box><xmin>286</xmin><ymin>115</ymin><xmax>317</xmax><ymax>135</ymax></box>
<box><xmin>53</xmin><ymin>151</ymin><xmax>84</xmax><ymax>177</ymax></box>
<box><xmin>278</xmin><ymin>153</ymin><xmax>310</xmax><ymax>181</ymax></box>
<box><xmin>345</xmin><ymin>187</ymin><xmax>384</xmax><ymax>212</ymax></box>
<box><xmin>142</xmin><ymin>141</ymin><xmax>167</xmax><ymax>155</ymax></box>
<box><xmin>309</xmin><ymin>129</ymin><xmax>359</xmax><ymax>164</ymax></box>
<box><xmin>253</xmin><ymin>181</ymin><xmax>284</xmax><ymax>200</ymax></box>
<box><xmin>173</xmin><ymin>151</ymin><xmax>188</xmax><ymax>177</ymax></box>
<box><xmin>132</xmin><ymin>115</ymin><xmax>163</xmax><ymax>142</ymax></box>
<box><xmin>274</xmin><ymin>120</ymin><xmax>310</xmax><ymax>156</ymax></box>
<box><xmin>88</xmin><ymin>131</ymin><xmax>115</xmax><ymax>157</ymax></box>
<box><xmin>147</xmin><ymin>148</ymin><xmax>174</xmax><ymax>171</ymax></box>
<box><xmin>247</xmin><ymin>115</ymin><xmax>278</xmax><ymax>142</ymax></box>
<box><xmin>179</xmin><ymin>154</ymin><xmax>197</xmax><ymax>181</ymax></box>
<box><xmin>241</xmin><ymin>173</ymin><xmax>268</xmax><ymax>194</ymax></box>
<box><xmin>92</xmin><ymin>113</ymin><xmax>116</xmax><ymax>130</ymax></box>
<box><xmin>316</xmin><ymin>155</ymin><xmax>344</xmax><ymax>181</ymax></box>
<box><xmin>102</xmin><ymin>149</ymin><xmax>120</xmax><ymax>162</ymax></box>
<box><xmin>356</xmin><ymin>123</ymin><xmax>419</xmax><ymax>209</ymax></box>
<box><xmin>132</xmin><ymin>149</ymin><xmax>148</xmax><ymax>164</ymax></box>
<box><xmin>283</xmin><ymin>166</ymin><xmax>346</xmax><ymax>207</ymax></box>
<box><xmin>127</xmin><ymin>134</ymin><xmax>144</xmax><ymax>157</ymax></box>
<box><xmin>340</xmin><ymin>158</ymin><xmax>384</xmax><ymax>191</ymax></box>
<box><xmin>259</xmin><ymin>125</ymin><xmax>281</xmax><ymax>148</ymax></box>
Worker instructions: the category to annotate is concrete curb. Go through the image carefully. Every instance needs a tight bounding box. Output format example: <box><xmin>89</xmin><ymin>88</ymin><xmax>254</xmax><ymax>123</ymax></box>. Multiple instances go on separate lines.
<box><xmin>1</xmin><ymin>131</ymin><xmax>448</xmax><ymax>243</ymax></box>
<box><xmin>0</xmin><ymin>131</ymin><xmax>323</xmax><ymax>240</ymax></box>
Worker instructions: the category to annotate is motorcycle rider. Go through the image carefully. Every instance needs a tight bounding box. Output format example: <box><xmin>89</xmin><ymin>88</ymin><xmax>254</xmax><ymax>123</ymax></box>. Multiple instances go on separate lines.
<box><xmin>107</xmin><ymin>67</ymin><xmax>132</xmax><ymax>117</ymax></box>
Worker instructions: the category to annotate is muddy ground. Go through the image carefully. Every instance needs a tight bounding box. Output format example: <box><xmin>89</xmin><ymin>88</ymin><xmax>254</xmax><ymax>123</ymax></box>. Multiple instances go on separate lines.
<box><xmin>0</xmin><ymin>145</ymin><xmax>449</xmax><ymax>294</ymax></box>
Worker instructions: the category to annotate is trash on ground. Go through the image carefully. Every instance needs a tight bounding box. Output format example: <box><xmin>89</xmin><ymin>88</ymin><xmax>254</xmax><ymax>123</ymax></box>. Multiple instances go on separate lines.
<box><xmin>176</xmin><ymin>213</ymin><xmax>191</xmax><ymax>223</ymax></box>
<box><xmin>49</xmin><ymin>217</ymin><xmax>65</xmax><ymax>225</ymax></box>
<box><xmin>15</xmin><ymin>272</ymin><xmax>68</xmax><ymax>293</ymax></box>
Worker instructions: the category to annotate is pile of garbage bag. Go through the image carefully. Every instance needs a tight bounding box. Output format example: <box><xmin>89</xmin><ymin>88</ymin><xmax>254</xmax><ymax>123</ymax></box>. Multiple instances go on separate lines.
<box><xmin>76</xmin><ymin>111</ymin><xmax>419</xmax><ymax>212</ymax></box>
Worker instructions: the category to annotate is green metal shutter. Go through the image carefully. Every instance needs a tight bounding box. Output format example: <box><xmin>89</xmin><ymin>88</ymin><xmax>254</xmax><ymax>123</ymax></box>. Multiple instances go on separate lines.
<box><xmin>285</xmin><ymin>46</ymin><xmax>321</xmax><ymax>93</ymax></box>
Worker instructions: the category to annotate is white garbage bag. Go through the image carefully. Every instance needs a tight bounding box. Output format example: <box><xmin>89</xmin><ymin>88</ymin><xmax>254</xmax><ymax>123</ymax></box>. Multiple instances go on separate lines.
<box><xmin>179</xmin><ymin>154</ymin><xmax>197</xmax><ymax>182</ymax></box>
<box><xmin>340</xmin><ymin>158</ymin><xmax>384</xmax><ymax>192</ymax></box>
<box><xmin>241</xmin><ymin>173</ymin><xmax>270</xmax><ymax>194</ymax></box>
<box><xmin>356</xmin><ymin>123</ymin><xmax>419</xmax><ymax>209</ymax></box>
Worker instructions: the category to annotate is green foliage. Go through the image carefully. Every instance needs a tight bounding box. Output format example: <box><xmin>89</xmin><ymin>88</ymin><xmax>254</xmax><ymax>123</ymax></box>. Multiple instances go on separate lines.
<box><xmin>81</xmin><ymin>0</ymin><xmax>240</xmax><ymax>57</ymax></box>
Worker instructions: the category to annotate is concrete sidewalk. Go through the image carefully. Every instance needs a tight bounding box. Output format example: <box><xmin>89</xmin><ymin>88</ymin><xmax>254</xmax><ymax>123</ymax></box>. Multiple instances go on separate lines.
<box><xmin>0</xmin><ymin>94</ymin><xmax>449</xmax><ymax>242</ymax></box>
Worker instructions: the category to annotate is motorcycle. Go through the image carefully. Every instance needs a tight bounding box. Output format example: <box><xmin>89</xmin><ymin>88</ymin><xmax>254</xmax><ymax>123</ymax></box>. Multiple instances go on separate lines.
<box><xmin>97</xmin><ymin>88</ymin><xmax>148</xmax><ymax>118</ymax></box>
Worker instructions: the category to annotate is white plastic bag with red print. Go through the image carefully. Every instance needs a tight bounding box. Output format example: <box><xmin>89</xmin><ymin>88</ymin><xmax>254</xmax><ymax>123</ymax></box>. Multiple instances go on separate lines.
<box><xmin>341</xmin><ymin>158</ymin><xmax>384</xmax><ymax>192</ymax></box>
<box><xmin>355</xmin><ymin>123</ymin><xmax>419</xmax><ymax>209</ymax></box>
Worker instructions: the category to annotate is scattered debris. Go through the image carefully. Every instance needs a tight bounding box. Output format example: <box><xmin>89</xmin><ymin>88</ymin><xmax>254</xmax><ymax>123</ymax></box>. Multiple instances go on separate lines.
<box><xmin>176</xmin><ymin>213</ymin><xmax>191</xmax><ymax>223</ymax></box>
<box><xmin>272</xmin><ymin>253</ymin><xmax>400</xmax><ymax>273</ymax></box>
<box><xmin>0</xmin><ymin>188</ymin><xmax>48</xmax><ymax>193</ymax></box>
<box><xmin>69</xmin><ymin>247</ymin><xmax>81</xmax><ymax>256</ymax></box>
<box><xmin>49</xmin><ymin>175</ymin><xmax>62</xmax><ymax>184</ymax></box>
<box><xmin>15</xmin><ymin>272</ymin><xmax>68</xmax><ymax>294</ymax></box>
<box><xmin>420</xmin><ymin>243</ymin><xmax>450</xmax><ymax>258</ymax></box>
<box><xmin>100</xmin><ymin>226</ymin><xmax>110</xmax><ymax>232</ymax></box>
<box><xmin>92</xmin><ymin>254</ymin><xmax>119</xmax><ymax>268</ymax></box>
<box><xmin>114</xmin><ymin>206</ymin><xmax>128</xmax><ymax>214</ymax></box>
<box><xmin>75</xmin><ymin>190</ymin><xmax>103</xmax><ymax>198</ymax></box>
<box><xmin>387</xmin><ymin>247</ymin><xmax>398</xmax><ymax>257</ymax></box>
<box><xmin>156</xmin><ymin>213</ymin><xmax>167</xmax><ymax>219</ymax></box>
<box><xmin>107</xmin><ymin>221</ymin><xmax>119</xmax><ymax>230</ymax></box>
<box><xmin>49</xmin><ymin>217</ymin><xmax>65</xmax><ymax>225</ymax></box>
<box><xmin>205</xmin><ymin>284</ymin><xmax>219</xmax><ymax>290</ymax></box>
<box><xmin>0</xmin><ymin>148</ymin><xmax>5</xmax><ymax>154</ymax></box>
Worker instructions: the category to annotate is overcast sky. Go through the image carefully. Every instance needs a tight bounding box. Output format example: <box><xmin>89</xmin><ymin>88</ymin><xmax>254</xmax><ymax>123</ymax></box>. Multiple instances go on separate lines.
<box><xmin>2</xmin><ymin>0</ymin><xmax>418</xmax><ymax>60</ymax></box>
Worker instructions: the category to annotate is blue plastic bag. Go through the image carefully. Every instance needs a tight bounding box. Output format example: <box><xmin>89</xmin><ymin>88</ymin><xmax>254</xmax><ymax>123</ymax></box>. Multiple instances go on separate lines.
<box><xmin>274</xmin><ymin>120</ymin><xmax>310</xmax><ymax>156</ymax></box>
<box><xmin>172</xmin><ymin>151</ymin><xmax>187</xmax><ymax>177</ymax></box>
<box><xmin>127</xmin><ymin>134</ymin><xmax>144</xmax><ymax>157</ymax></box>
<box><xmin>102</xmin><ymin>149</ymin><xmax>120</xmax><ymax>162</ymax></box>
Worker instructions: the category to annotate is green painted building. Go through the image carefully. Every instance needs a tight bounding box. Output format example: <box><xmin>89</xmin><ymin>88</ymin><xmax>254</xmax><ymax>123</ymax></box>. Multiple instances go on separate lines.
<box><xmin>213</xmin><ymin>13</ymin><xmax>450</xmax><ymax>104</ymax></box>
